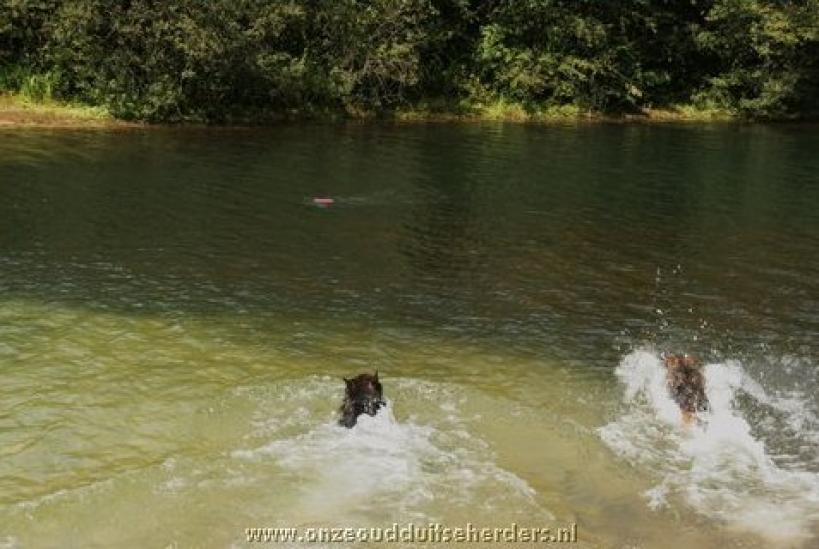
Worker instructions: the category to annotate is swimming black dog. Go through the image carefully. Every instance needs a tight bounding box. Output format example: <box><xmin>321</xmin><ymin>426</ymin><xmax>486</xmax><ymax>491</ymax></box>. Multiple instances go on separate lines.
<box><xmin>339</xmin><ymin>371</ymin><xmax>386</xmax><ymax>428</ymax></box>
<box><xmin>664</xmin><ymin>353</ymin><xmax>709</xmax><ymax>424</ymax></box>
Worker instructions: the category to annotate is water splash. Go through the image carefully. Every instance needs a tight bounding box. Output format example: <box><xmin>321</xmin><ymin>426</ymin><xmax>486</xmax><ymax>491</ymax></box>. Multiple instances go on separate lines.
<box><xmin>232</xmin><ymin>378</ymin><xmax>544</xmax><ymax>525</ymax></box>
<box><xmin>600</xmin><ymin>349</ymin><xmax>819</xmax><ymax>543</ymax></box>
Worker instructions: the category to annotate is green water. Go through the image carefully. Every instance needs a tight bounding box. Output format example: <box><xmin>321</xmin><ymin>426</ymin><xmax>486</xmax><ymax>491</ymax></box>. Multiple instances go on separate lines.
<box><xmin>1</xmin><ymin>124</ymin><xmax>818</xmax><ymax>548</ymax></box>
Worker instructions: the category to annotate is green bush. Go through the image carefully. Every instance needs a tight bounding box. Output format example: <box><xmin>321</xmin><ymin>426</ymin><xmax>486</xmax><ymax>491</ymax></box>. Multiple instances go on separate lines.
<box><xmin>1</xmin><ymin>0</ymin><xmax>817</xmax><ymax>120</ymax></box>
<box><xmin>694</xmin><ymin>0</ymin><xmax>819</xmax><ymax>117</ymax></box>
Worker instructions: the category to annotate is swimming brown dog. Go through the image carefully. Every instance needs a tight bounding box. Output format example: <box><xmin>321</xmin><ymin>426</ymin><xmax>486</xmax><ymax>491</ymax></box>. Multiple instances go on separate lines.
<box><xmin>664</xmin><ymin>354</ymin><xmax>709</xmax><ymax>424</ymax></box>
<box><xmin>339</xmin><ymin>371</ymin><xmax>385</xmax><ymax>428</ymax></box>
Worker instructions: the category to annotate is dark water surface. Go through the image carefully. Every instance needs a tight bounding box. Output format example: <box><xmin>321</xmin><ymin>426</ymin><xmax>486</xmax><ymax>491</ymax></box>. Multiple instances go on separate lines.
<box><xmin>1</xmin><ymin>124</ymin><xmax>818</xmax><ymax>548</ymax></box>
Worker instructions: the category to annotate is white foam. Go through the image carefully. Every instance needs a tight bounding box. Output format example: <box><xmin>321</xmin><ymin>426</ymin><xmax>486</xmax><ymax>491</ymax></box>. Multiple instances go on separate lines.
<box><xmin>0</xmin><ymin>536</ymin><xmax>20</xmax><ymax>549</ymax></box>
<box><xmin>600</xmin><ymin>349</ymin><xmax>819</xmax><ymax>542</ymax></box>
<box><xmin>232</xmin><ymin>380</ymin><xmax>544</xmax><ymax>524</ymax></box>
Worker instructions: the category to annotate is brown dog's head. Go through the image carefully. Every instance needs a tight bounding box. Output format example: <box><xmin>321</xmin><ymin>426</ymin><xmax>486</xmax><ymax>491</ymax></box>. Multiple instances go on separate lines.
<box><xmin>339</xmin><ymin>371</ymin><xmax>385</xmax><ymax>428</ymax></box>
<box><xmin>663</xmin><ymin>353</ymin><xmax>709</xmax><ymax>418</ymax></box>
<box><xmin>664</xmin><ymin>353</ymin><xmax>699</xmax><ymax>372</ymax></box>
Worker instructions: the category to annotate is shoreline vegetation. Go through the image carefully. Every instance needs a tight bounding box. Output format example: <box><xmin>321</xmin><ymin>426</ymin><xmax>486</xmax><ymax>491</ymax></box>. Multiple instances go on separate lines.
<box><xmin>0</xmin><ymin>93</ymin><xmax>124</xmax><ymax>128</ymax></box>
<box><xmin>2</xmin><ymin>1</ymin><xmax>817</xmax><ymax>128</ymax></box>
<box><xmin>0</xmin><ymin>92</ymin><xmax>756</xmax><ymax>129</ymax></box>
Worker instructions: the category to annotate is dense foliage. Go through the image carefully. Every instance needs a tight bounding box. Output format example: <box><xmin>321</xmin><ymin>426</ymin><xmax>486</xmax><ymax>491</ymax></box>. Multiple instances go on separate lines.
<box><xmin>2</xmin><ymin>0</ymin><xmax>817</xmax><ymax>121</ymax></box>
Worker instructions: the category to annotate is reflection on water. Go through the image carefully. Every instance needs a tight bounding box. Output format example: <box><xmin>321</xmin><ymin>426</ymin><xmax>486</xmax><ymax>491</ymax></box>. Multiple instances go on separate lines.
<box><xmin>1</xmin><ymin>124</ymin><xmax>818</xmax><ymax>547</ymax></box>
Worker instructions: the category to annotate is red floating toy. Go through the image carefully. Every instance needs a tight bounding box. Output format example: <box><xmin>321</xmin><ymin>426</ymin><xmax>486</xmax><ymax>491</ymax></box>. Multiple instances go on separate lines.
<box><xmin>312</xmin><ymin>197</ymin><xmax>335</xmax><ymax>207</ymax></box>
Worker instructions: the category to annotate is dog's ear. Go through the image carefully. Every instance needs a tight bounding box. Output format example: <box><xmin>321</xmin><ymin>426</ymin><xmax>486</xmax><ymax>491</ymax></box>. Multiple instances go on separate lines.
<box><xmin>373</xmin><ymin>370</ymin><xmax>379</xmax><ymax>382</ymax></box>
<box><xmin>343</xmin><ymin>377</ymin><xmax>352</xmax><ymax>388</ymax></box>
<box><xmin>664</xmin><ymin>355</ymin><xmax>677</xmax><ymax>369</ymax></box>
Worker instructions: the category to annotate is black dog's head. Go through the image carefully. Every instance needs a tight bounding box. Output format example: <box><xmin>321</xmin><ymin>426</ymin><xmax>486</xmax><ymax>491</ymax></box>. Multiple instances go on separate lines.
<box><xmin>339</xmin><ymin>371</ymin><xmax>385</xmax><ymax>428</ymax></box>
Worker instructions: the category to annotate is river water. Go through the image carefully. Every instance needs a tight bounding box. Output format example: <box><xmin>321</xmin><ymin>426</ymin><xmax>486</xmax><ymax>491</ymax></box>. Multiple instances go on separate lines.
<box><xmin>1</xmin><ymin>124</ymin><xmax>818</xmax><ymax>548</ymax></box>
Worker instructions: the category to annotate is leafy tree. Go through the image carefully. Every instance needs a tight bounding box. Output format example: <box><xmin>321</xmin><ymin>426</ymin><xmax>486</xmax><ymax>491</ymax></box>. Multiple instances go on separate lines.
<box><xmin>1</xmin><ymin>0</ymin><xmax>817</xmax><ymax>119</ymax></box>
<box><xmin>694</xmin><ymin>0</ymin><xmax>819</xmax><ymax>116</ymax></box>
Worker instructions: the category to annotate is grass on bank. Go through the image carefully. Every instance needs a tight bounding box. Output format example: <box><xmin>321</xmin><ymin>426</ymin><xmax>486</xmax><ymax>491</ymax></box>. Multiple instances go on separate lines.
<box><xmin>394</xmin><ymin>97</ymin><xmax>737</xmax><ymax>123</ymax></box>
<box><xmin>0</xmin><ymin>92</ymin><xmax>119</xmax><ymax>127</ymax></box>
<box><xmin>0</xmin><ymin>90</ymin><xmax>739</xmax><ymax>127</ymax></box>
<box><xmin>0</xmin><ymin>68</ymin><xmax>740</xmax><ymax>126</ymax></box>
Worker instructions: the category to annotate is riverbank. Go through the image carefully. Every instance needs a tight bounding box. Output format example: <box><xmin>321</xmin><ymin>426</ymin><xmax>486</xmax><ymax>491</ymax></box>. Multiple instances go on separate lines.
<box><xmin>0</xmin><ymin>94</ymin><xmax>132</xmax><ymax>128</ymax></box>
<box><xmin>393</xmin><ymin>100</ymin><xmax>738</xmax><ymax>123</ymax></box>
<box><xmin>0</xmin><ymin>93</ymin><xmax>769</xmax><ymax>128</ymax></box>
